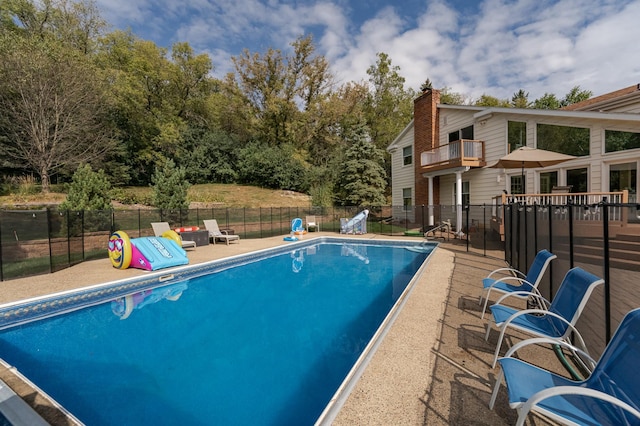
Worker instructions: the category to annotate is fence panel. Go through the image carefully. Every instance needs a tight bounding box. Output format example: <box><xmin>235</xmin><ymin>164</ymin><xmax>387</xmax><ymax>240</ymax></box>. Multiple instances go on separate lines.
<box><xmin>0</xmin><ymin>210</ymin><xmax>50</xmax><ymax>280</ymax></box>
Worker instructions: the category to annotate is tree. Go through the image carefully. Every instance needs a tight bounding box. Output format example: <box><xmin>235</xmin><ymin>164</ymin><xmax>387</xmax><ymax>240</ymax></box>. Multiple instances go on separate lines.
<box><xmin>475</xmin><ymin>94</ymin><xmax>511</xmax><ymax>107</ymax></box>
<box><xmin>151</xmin><ymin>160</ymin><xmax>190</xmax><ymax>210</ymax></box>
<box><xmin>439</xmin><ymin>86</ymin><xmax>468</xmax><ymax>105</ymax></box>
<box><xmin>561</xmin><ymin>86</ymin><xmax>592</xmax><ymax>107</ymax></box>
<box><xmin>232</xmin><ymin>35</ymin><xmax>333</xmax><ymax>148</ymax></box>
<box><xmin>335</xmin><ymin>121</ymin><xmax>387</xmax><ymax>206</ymax></box>
<box><xmin>533</xmin><ymin>93</ymin><xmax>561</xmax><ymax>109</ymax></box>
<box><xmin>511</xmin><ymin>89</ymin><xmax>530</xmax><ymax>108</ymax></box>
<box><xmin>364</xmin><ymin>52</ymin><xmax>415</xmax><ymax>152</ymax></box>
<box><xmin>59</xmin><ymin>164</ymin><xmax>112</xmax><ymax>210</ymax></box>
<box><xmin>0</xmin><ymin>34</ymin><xmax>115</xmax><ymax>192</ymax></box>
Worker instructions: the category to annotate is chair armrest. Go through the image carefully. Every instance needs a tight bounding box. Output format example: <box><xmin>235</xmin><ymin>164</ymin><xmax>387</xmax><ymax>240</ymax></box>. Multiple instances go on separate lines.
<box><xmin>502</xmin><ymin>337</ymin><xmax>596</xmax><ymax>367</ymax></box>
<box><xmin>518</xmin><ymin>386</ymin><xmax>640</xmax><ymax>426</ymax></box>
<box><xmin>487</xmin><ymin>276</ymin><xmax>534</xmax><ymax>288</ymax></box>
<box><xmin>499</xmin><ymin>309</ymin><xmax>587</xmax><ymax>348</ymax></box>
<box><xmin>493</xmin><ymin>290</ymin><xmax>549</xmax><ymax>308</ymax></box>
<box><xmin>487</xmin><ymin>267</ymin><xmax>526</xmax><ymax>280</ymax></box>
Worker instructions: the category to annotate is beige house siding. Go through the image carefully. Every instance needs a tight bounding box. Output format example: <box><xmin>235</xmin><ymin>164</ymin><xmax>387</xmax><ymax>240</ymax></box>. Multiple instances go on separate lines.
<box><xmin>388</xmin><ymin>122</ymin><xmax>415</xmax><ymax>207</ymax></box>
<box><xmin>390</xmin><ymin>88</ymin><xmax>640</xmax><ymax>212</ymax></box>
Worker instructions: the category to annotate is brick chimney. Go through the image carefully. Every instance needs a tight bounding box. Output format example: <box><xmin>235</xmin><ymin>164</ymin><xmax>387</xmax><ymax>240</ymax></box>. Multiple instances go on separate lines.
<box><xmin>413</xmin><ymin>89</ymin><xmax>440</xmax><ymax>206</ymax></box>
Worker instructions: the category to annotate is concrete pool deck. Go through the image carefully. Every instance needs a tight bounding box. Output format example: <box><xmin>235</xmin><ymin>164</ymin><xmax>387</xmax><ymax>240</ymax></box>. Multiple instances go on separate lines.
<box><xmin>0</xmin><ymin>233</ymin><xmax>560</xmax><ymax>425</ymax></box>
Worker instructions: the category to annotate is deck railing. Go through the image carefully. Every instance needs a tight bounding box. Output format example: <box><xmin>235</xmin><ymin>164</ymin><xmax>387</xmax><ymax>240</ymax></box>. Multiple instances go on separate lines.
<box><xmin>420</xmin><ymin>139</ymin><xmax>485</xmax><ymax>170</ymax></box>
<box><xmin>492</xmin><ymin>190</ymin><xmax>629</xmax><ymax>225</ymax></box>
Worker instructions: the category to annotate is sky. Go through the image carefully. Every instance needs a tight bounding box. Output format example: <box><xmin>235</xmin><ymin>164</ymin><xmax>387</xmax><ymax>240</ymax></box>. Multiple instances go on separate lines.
<box><xmin>95</xmin><ymin>0</ymin><xmax>640</xmax><ymax>101</ymax></box>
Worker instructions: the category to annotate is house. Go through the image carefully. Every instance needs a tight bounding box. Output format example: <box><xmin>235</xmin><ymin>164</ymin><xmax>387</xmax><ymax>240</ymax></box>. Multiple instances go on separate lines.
<box><xmin>387</xmin><ymin>84</ymin><xmax>640</xmax><ymax>232</ymax></box>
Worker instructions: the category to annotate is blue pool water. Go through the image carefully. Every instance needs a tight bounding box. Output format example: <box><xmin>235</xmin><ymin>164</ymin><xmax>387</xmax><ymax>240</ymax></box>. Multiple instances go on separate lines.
<box><xmin>0</xmin><ymin>240</ymin><xmax>434</xmax><ymax>425</ymax></box>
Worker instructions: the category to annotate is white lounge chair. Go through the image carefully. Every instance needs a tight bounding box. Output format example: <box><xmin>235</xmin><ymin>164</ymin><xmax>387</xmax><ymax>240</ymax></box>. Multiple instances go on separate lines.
<box><xmin>203</xmin><ymin>219</ymin><xmax>240</xmax><ymax>245</ymax></box>
<box><xmin>150</xmin><ymin>222</ymin><xmax>196</xmax><ymax>250</ymax></box>
<box><xmin>305</xmin><ymin>215</ymin><xmax>320</xmax><ymax>232</ymax></box>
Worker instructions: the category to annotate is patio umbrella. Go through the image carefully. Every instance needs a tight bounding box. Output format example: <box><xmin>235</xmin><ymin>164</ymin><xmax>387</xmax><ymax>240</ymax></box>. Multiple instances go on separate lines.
<box><xmin>487</xmin><ymin>146</ymin><xmax>576</xmax><ymax>188</ymax></box>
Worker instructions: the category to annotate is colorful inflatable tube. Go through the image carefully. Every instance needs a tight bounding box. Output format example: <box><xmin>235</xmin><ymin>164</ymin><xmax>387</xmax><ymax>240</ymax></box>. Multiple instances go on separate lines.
<box><xmin>108</xmin><ymin>230</ymin><xmax>189</xmax><ymax>271</ymax></box>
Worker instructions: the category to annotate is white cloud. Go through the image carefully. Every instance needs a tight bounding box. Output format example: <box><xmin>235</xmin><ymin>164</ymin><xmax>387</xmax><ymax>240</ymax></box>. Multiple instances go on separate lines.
<box><xmin>95</xmin><ymin>0</ymin><xmax>640</xmax><ymax>101</ymax></box>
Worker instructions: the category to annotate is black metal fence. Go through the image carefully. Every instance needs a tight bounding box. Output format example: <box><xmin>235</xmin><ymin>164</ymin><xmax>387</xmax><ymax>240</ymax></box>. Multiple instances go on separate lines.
<box><xmin>501</xmin><ymin>201</ymin><xmax>640</xmax><ymax>358</ymax></box>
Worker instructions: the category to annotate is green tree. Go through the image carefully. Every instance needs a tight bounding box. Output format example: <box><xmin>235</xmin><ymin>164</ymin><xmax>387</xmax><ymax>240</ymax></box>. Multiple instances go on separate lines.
<box><xmin>475</xmin><ymin>94</ymin><xmax>510</xmax><ymax>107</ymax></box>
<box><xmin>60</xmin><ymin>164</ymin><xmax>112</xmax><ymax>210</ymax></box>
<box><xmin>511</xmin><ymin>89</ymin><xmax>530</xmax><ymax>108</ymax></box>
<box><xmin>232</xmin><ymin>35</ymin><xmax>333</xmax><ymax>149</ymax></box>
<box><xmin>439</xmin><ymin>86</ymin><xmax>468</xmax><ymax>105</ymax></box>
<box><xmin>533</xmin><ymin>93</ymin><xmax>561</xmax><ymax>109</ymax></box>
<box><xmin>236</xmin><ymin>142</ymin><xmax>309</xmax><ymax>192</ymax></box>
<box><xmin>364</xmin><ymin>52</ymin><xmax>415</xmax><ymax>152</ymax></box>
<box><xmin>561</xmin><ymin>86</ymin><xmax>592</xmax><ymax>107</ymax></box>
<box><xmin>179</xmin><ymin>127</ymin><xmax>239</xmax><ymax>184</ymax></box>
<box><xmin>335</xmin><ymin>122</ymin><xmax>387</xmax><ymax>206</ymax></box>
<box><xmin>151</xmin><ymin>160</ymin><xmax>190</xmax><ymax>210</ymax></box>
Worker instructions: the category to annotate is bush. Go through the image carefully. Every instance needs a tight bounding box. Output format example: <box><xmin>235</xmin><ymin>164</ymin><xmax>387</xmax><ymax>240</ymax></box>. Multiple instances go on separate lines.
<box><xmin>151</xmin><ymin>160</ymin><xmax>190</xmax><ymax>210</ymax></box>
<box><xmin>237</xmin><ymin>142</ymin><xmax>309</xmax><ymax>192</ymax></box>
<box><xmin>60</xmin><ymin>165</ymin><xmax>112</xmax><ymax>211</ymax></box>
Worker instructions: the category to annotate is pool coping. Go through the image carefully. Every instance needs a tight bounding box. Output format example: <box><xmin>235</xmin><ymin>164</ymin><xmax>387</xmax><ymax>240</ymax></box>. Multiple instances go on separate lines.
<box><xmin>315</xmin><ymin>240</ymin><xmax>438</xmax><ymax>424</ymax></box>
<box><xmin>0</xmin><ymin>236</ymin><xmax>439</xmax><ymax>424</ymax></box>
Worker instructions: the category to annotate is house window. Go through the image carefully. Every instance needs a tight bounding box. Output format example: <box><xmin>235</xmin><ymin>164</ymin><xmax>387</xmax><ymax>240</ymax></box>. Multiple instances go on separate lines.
<box><xmin>510</xmin><ymin>175</ymin><xmax>524</xmax><ymax>194</ymax></box>
<box><xmin>402</xmin><ymin>146</ymin><xmax>412</xmax><ymax>166</ymax></box>
<box><xmin>539</xmin><ymin>171</ymin><xmax>558</xmax><ymax>194</ymax></box>
<box><xmin>449</xmin><ymin>125</ymin><xmax>474</xmax><ymax>142</ymax></box>
<box><xmin>508</xmin><ymin>121</ymin><xmax>526</xmax><ymax>152</ymax></box>
<box><xmin>605</xmin><ymin>130</ymin><xmax>640</xmax><ymax>153</ymax></box>
<box><xmin>567</xmin><ymin>168</ymin><xmax>588</xmax><ymax>192</ymax></box>
<box><xmin>610</xmin><ymin>163</ymin><xmax>637</xmax><ymax>202</ymax></box>
<box><xmin>460</xmin><ymin>125</ymin><xmax>474</xmax><ymax>140</ymax></box>
<box><xmin>402</xmin><ymin>188</ymin><xmax>412</xmax><ymax>211</ymax></box>
<box><xmin>537</xmin><ymin>123</ymin><xmax>590</xmax><ymax>156</ymax></box>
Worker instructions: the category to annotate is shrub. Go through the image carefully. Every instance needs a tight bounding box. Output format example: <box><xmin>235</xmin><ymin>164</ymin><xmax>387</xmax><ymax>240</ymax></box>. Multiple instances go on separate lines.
<box><xmin>151</xmin><ymin>160</ymin><xmax>190</xmax><ymax>210</ymax></box>
<box><xmin>60</xmin><ymin>165</ymin><xmax>112</xmax><ymax>211</ymax></box>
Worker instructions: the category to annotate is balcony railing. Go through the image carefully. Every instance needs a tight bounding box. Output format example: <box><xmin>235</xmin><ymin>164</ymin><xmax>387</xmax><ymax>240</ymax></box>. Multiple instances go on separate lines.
<box><xmin>420</xmin><ymin>139</ymin><xmax>485</xmax><ymax>172</ymax></box>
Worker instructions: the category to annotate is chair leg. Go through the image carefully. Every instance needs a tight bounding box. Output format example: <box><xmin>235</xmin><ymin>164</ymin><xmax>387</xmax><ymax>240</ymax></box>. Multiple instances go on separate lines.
<box><xmin>492</xmin><ymin>326</ymin><xmax>508</xmax><ymax>368</ymax></box>
<box><xmin>485</xmin><ymin>321</ymin><xmax>493</xmax><ymax>341</ymax></box>
<box><xmin>481</xmin><ymin>293</ymin><xmax>491</xmax><ymax>320</ymax></box>
<box><xmin>489</xmin><ymin>369</ymin><xmax>504</xmax><ymax>409</ymax></box>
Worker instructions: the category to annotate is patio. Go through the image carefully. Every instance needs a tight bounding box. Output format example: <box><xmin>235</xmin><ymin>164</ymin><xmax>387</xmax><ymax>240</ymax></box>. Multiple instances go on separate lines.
<box><xmin>0</xmin><ymin>234</ymin><xmax>566</xmax><ymax>425</ymax></box>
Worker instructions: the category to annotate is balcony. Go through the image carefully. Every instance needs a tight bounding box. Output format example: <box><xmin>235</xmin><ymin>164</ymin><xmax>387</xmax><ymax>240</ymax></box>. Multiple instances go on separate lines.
<box><xmin>420</xmin><ymin>139</ymin><xmax>485</xmax><ymax>173</ymax></box>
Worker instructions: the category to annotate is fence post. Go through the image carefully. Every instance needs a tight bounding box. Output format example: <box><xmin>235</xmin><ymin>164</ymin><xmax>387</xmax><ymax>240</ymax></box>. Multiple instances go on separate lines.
<box><xmin>548</xmin><ymin>203</ymin><xmax>554</xmax><ymax>297</ymax></box>
<box><xmin>465</xmin><ymin>205</ymin><xmax>469</xmax><ymax>252</ymax></box>
<box><xmin>482</xmin><ymin>204</ymin><xmax>486</xmax><ymax>256</ymax></box>
<box><xmin>48</xmin><ymin>208</ymin><xmax>54</xmax><ymax>274</ymax></box>
<box><xmin>0</xmin><ymin>211</ymin><xmax>3</xmax><ymax>281</ymax></box>
<box><xmin>602</xmin><ymin>198</ymin><xmax>611</xmax><ymax>342</ymax></box>
<box><xmin>568</xmin><ymin>199</ymin><xmax>574</xmax><ymax>269</ymax></box>
<box><xmin>533</xmin><ymin>203</ymin><xmax>538</xmax><ymax>255</ymax></box>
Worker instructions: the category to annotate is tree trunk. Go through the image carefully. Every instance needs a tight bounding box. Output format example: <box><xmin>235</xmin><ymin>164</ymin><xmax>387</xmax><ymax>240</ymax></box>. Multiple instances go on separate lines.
<box><xmin>40</xmin><ymin>170</ymin><xmax>50</xmax><ymax>193</ymax></box>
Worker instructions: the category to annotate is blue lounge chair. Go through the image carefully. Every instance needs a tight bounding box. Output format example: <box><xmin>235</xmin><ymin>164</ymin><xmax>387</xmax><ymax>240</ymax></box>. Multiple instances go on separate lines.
<box><xmin>489</xmin><ymin>308</ymin><xmax>640</xmax><ymax>426</ymax></box>
<box><xmin>480</xmin><ymin>249</ymin><xmax>557</xmax><ymax>319</ymax></box>
<box><xmin>485</xmin><ymin>267</ymin><xmax>604</xmax><ymax>368</ymax></box>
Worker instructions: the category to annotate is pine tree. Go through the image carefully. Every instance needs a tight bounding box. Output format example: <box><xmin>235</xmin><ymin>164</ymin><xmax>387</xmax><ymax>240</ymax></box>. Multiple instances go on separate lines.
<box><xmin>151</xmin><ymin>160</ymin><xmax>190</xmax><ymax>210</ymax></box>
<box><xmin>336</xmin><ymin>122</ymin><xmax>387</xmax><ymax>206</ymax></box>
<box><xmin>60</xmin><ymin>164</ymin><xmax>112</xmax><ymax>211</ymax></box>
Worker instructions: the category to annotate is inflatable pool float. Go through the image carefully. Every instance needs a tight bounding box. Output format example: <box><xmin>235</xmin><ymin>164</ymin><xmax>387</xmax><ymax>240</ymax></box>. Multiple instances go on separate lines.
<box><xmin>108</xmin><ymin>230</ymin><xmax>189</xmax><ymax>271</ymax></box>
<box><xmin>283</xmin><ymin>235</ymin><xmax>298</xmax><ymax>242</ymax></box>
<box><xmin>174</xmin><ymin>226</ymin><xmax>200</xmax><ymax>232</ymax></box>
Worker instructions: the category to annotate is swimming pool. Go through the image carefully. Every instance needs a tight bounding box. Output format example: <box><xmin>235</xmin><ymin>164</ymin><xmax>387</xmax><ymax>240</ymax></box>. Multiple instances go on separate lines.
<box><xmin>0</xmin><ymin>238</ymin><xmax>436</xmax><ymax>425</ymax></box>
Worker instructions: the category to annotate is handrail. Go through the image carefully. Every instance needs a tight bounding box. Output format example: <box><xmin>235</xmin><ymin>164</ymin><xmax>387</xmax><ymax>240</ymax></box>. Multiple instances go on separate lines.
<box><xmin>491</xmin><ymin>190</ymin><xmax>629</xmax><ymax>223</ymax></box>
<box><xmin>420</xmin><ymin>139</ymin><xmax>484</xmax><ymax>167</ymax></box>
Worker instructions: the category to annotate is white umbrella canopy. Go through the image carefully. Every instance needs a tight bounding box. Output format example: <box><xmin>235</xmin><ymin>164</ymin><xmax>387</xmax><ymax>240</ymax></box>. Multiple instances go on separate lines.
<box><xmin>487</xmin><ymin>146</ymin><xmax>576</xmax><ymax>191</ymax></box>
